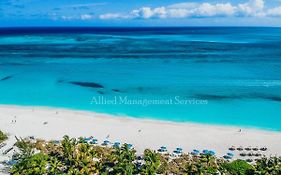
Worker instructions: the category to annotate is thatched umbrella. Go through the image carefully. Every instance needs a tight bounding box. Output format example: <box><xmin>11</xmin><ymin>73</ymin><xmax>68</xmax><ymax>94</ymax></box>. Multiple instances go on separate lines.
<box><xmin>229</xmin><ymin>146</ymin><xmax>236</xmax><ymax>151</ymax></box>
<box><xmin>237</xmin><ymin>146</ymin><xmax>244</xmax><ymax>151</ymax></box>
<box><xmin>246</xmin><ymin>159</ymin><xmax>253</xmax><ymax>163</ymax></box>
<box><xmin>240</xmin><ymin>152</ymin><xmax>247</xmax><ymax>157</ymax></box>
<box><xmin>260</xmin><ymin>147</ymin><xmax>268</xmax><ymax>151</ymax></box>
<box><xmin>247</xmin><ymin>152</ymin><xmax>254</xmax><ymax>156</ymax></box>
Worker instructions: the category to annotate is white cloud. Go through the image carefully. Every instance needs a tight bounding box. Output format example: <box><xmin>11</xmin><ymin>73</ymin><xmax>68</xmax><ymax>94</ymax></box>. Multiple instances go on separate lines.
<box><xmin>80</xmin><ymin>14</ymin><xmax>93</xmax><ymax>20</ymax></box>
<box><xmin>192</xmin><ymin>3</ymin><xmax>236</xmax><ymax>17</ymax></box>
<box><xmin>267</xmin><ymin>6</ymin><xmax>281</xmax><ymax>16</ymax></box>
<box><xmin>61</xmin><ymin>15</ymin><xmax>75</xmax><ymax>21</ymax></box>
<box><xmin>99</xmin><ymin>13</ymin><xmax>128</xmax><ymax>19</ymax></box>
<box><xmin>131</xmin><ymin>7</ymin><xmax>167</xmax><ymax>19</ymax></box>
<box><xmin>237</xmin><ymin>0</ymin><xmax>265</xmax><ymax>16</ymax></box>
<box><xmin>98</xmin><ymin>0</ymin><xmax>281</xmax><ymax>20</ymax></box>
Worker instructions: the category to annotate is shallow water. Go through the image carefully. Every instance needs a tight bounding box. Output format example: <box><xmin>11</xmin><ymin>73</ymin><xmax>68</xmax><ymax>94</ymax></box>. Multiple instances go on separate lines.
<box><xmin>0</xmin><ymin>27</ymin><xmax>281</xmax><ymax>130</ymax></box>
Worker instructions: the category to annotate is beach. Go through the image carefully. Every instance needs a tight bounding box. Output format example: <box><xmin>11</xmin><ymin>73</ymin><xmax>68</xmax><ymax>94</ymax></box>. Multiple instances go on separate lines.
<box><xmin>1</xmin><ymin>105</ymin><xmax>281</xmax><ymax>160</ymax></box>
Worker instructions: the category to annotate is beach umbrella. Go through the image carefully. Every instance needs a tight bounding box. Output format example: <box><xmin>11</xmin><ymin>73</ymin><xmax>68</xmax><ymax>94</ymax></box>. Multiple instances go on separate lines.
<box><xmin>126</xmin><ymin>143</ymin><xmax>133</xmax><ymax>149</ymax></box>
<box><xmin>113</xmin><ymin>142</ymin><xmax>120</xmax><ymax>148</ymax></box>
<box><xmin>240</xmin><ymin>152</ymin><xmax>247</xmax><ymax>157</ymax></box>
<box><xmin>246</xmin><ymin>159</ymin><xmax>253</xmax><ymax>163</ymax></box>
<box><xmin>53</xmin><ymin>140</ymin><xmax>60</xmax><ymax>145</ymax></box>
<box><xmin>176</xmin><ymin>147</ymin><xmax>183</xmax><ymax>151</ymax></box>
<box><xmin>237</xmin><ymin>146</ymin><xmax>243</xmax><ymax>151</ymax></box>
<box><xmin>202</xmin><ymin>150</ymin><xmax>209</xmax><ymax>154</ymax></box>
<box><xmin>247</xmin><ymin>152</ymin><xmax>253</xmax><ymax>156</ymax></box>
<box><xmin>229</xmin><ymin>146</ymin><xmax>236</xmax><ymax>151</ymax></box>
<box><xmin>103</xmin><ymin>140</ymin><xmax>110</xmax><ymax>146</ymax></box>
<box><xmin>223</xmin><ymin>155</ymin><xmax>231</xmax><ymax>160</ymax></box>
<box><xmin>191</xmin><ymin>149</ymin><xmax>200</xmax><ymax>155</ymax></box>
<box><xmin>208</xmin><ymin>151</ymin><xmax>216</xmax><ymax>156</ymax></box>
<box><xmin>227</xmin><ymin>153</ymin><xmax>234</xmax><ymax>157</ymax></box>
<box><xmin>159</xmin><ymin>146</ymin><xmax>167</xmax><ymax>152</ymax></box>
<box><xmin>254</xmin><ymin>152</ymin><xmax>262</xmax><ymax>157</ymax></box>
<box><xmin>193</xmin><ymin>149</ymin><xmax>200</xmax><ymax>153</ymax></box>
<box><xmin>245</xmin><ymin>146</ymin><xmax>252</xmax><ymax>151</ymax></box>
<box><xmin>90</xmin><ymin>139</ymin><xmax>98</xmax><ymax>144</ymax></box>
<box><xmin>252</xmin><ymin>147</ymin><xmax>259</xmax><ymax>151</ymax></box>
<box><xmin>174</xmin><ymin>148</ymin><xmax>183</xmax><ymax>154</ymax></box>
<box><xmin>260</xmin><ymin>147</ymin><xmax>267</xmax><ymax>151</ymax></box>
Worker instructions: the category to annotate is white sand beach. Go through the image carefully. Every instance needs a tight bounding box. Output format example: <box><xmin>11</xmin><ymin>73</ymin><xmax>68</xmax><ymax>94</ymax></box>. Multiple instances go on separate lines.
<box><xmin>0</xmin><ymin>105</ymin><xmax>281</xmax><ymax>164</ymax></box>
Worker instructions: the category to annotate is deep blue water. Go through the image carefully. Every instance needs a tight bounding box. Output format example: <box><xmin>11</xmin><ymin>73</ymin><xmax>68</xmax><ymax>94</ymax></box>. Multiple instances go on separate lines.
<box><xmin>0</xmin><ymin>27</ymin><xmax>281</xmax><ymax>131</ymax></box>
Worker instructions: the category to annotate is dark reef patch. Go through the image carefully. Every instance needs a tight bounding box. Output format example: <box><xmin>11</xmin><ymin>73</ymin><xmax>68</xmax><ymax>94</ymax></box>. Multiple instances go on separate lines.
<box><xmin>253</xmin><ymin>94</ymin><xmax>281</xmax><ymax>102</ymax></box>
<box><xmin>69</xmin><ymin>81</ymin><xmax>104</xmax><ymax>89</ymax></box>
<box><xmin>97</xmin><ymin>91</ymin><xmax>105</xmax><ymax>94</ymax></box>
<box><xmin>112</xmin><ymin>89</ymin><xmax>121</xmax><ymax>93</ymax></box>
<box><xmin>193</xmin><ymin>93</ymin><xmax>281</xmax><ymax>102</ymax></box>
<box><xmin>193</xmin><ymin>94</ymin><xmax>236</xmax><ymax>100</ymax></box>
<box><xmin>57</xmin><ymin>80</ymin><xmax>65</xmax><ymax>83</ymax></box>
<box><xmin>1</xmin><ymin>75</ymin><xmax>13</xmax><ymax>81</ymax></box>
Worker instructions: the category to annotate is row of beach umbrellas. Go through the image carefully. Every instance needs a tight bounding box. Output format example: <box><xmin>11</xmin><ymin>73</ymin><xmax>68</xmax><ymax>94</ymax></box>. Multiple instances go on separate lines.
<box><xmin>82</xmin><ymin>137</ymin><xmax>133</xmax><ymax>149</ymax></box>
<box><xmin>229</xmin><ymin>146</ymin><xmax>267</xmax><ymax>151</ymax></box>
<box><xmin>191</xmin><ymin>149</ymin><xmax>216</xmax><ymax>156</ymax></box>
<box><xmin>158</xmin><ymin>146</ymin><xmax>184</xmax><ymax>155</ymax></box>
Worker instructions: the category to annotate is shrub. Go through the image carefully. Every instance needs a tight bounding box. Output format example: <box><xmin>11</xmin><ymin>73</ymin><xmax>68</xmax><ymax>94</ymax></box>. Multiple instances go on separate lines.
<box><xmin>224</xmin><ymin>159</ymin><xmax>254</xmax><ymax>175</ymax></box>
<box><xmin>0</xmin><ymin>130</ymin><xmax>8</xmax><ymax>142</ymax></box>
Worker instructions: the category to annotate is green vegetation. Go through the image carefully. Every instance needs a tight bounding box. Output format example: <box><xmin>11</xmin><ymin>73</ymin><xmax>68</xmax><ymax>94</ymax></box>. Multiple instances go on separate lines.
<box><xmin>9</xmin><ymin>135</ymin><xmax>281</xmax><ymax>175</ymax></box>
<box><xmin>0</xmin><ymin>130</ymin><xmax>8</xmax><ymax>143</ymax></box>
<box><xmin>223</xmin><ymin>160</ymin><xmax>254</xmax><ymax>175</ymax></box>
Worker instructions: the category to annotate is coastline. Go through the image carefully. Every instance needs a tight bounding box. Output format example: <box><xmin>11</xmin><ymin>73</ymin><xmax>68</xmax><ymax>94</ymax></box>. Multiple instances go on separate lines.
<box><xmin>1</xmin><ymin>104</ymin><xmax>281</xmax><ymax>158</ymax></box>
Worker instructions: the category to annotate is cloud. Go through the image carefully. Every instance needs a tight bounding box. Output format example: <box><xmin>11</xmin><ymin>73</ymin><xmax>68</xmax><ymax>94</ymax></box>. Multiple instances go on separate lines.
<box><xmin>99</xmin><ymin>13</ymin><xmax>129</xmax><ymax>19</ymax></box>
<box><xmin>65</xmin><ymin>3</ymin><xmax>108</xmax><ymax>10</ymax></box>
<box><xmin>80</xmin><ymin>14</ymin><xmax>93</xmax><ymax>20</ymax></box>
<box><xmin>99</xmin><ymin>0</ymin><xmax>281</xmax><ymax>20</ymax></box>
<box><xmin>60</xmin><ymin>14</ymin><xmax>94</xmax><ymax>21</ymax></box>
<box><xmin>267</xmin><ymin>6</ymin><xmax>281</xmax><ymax>16</ymax></box>
<box><xmin>237</xmin><ymin>0</ymin><xmax>265</xmax><ymax>16</ymax></box>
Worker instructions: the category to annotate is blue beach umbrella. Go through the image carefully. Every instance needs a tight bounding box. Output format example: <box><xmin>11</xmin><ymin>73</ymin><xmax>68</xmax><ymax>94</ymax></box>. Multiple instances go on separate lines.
<box><xmin>159</xmin><ymin>146</ymin><xmax>167</xmax><ymax>152</ymax></box>
<box><xmin>53</xmin><ymin>140</ymin><xmax>60</xmax><ymax>144</ymax></box>
<box><xmin>103</xmin><ymin>140</ymin><xmax>110</xmax><ymax>145</ymax></box>
<box><xmin>203</xmin><ymin>150</ymin><xmax>209</xmax><ymax>154</ymax></box>
<box><xmin>208</xmin><ymin>150</ymin><xmax>216</xmax><ymax>156</ymax></box>
<box><xmin>126</xmin><ymin>143</ymin><xmax>133</xmax><ymax>149</ymax></box>
<box><xmin>174</xmin><ymin>147</ymin><xmax>183</xmax><ymax>154</ymax></box>
<box><xmin>113</xmin><ymin>142</ymin><xmax>121</xmax><ymax>148</ymax></box>
<box><xmin>227</xmin><ymin>152</ymin><xmax>234</xmax><ymax>157</ymax></box>
<box><xmin>176</xmin><ymin>147</ymin><xmax>183</xmax><ymax>152</ymax></box>
<box><xmin>84</xmin><ymin>137</ymin><xmax>92</xmax><ymax>142</ymax></box>
<box><xmin>90</xmin><ymin>139</ymin><xmax>98</xmax><ymax>144</ymax></box>
<box><xmin>191</xmin><ymin>149</ymin><xmax>200</xmax><ymax>155</ymax></box>
<box><xmin>223</xmin><ymin>155</ymin><xmax>232</xmax><ymax>160</ymax></box>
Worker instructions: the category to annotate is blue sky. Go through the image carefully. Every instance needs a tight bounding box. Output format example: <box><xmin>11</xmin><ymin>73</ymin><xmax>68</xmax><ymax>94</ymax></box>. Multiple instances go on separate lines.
<box><xmin>0</xmin><ymin>0</ymin><xmax>281</xmax><ymax>26</ymax></box>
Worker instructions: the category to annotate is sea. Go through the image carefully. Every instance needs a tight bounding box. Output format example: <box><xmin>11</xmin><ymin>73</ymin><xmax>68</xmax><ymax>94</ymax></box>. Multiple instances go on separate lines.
<box><xmin>0</xmin><ymin>27</ymin><xmax>281</xmax><ymax>131</ymax></box>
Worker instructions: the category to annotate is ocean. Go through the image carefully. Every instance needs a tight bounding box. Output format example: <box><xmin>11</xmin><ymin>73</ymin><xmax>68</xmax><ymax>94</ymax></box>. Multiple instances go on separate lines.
<box><xmin>0</xmin><ymin>27</ymin><xmax>281</xmax><ymax>131</ymax></box>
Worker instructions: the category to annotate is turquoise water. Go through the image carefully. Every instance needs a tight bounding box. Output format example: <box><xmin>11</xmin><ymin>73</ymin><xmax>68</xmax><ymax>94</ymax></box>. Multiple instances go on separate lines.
<box><xmin>0</xmin><ymin>27</ymin><xmax>281</xmax><ymax>131</ymax></box>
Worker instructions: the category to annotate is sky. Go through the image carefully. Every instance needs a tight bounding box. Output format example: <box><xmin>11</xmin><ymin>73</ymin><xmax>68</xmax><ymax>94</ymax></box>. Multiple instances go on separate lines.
<box><xmin>0</xmin><ymin>0</ymin><xmax>281</xmax><ymax>27</ymax></box>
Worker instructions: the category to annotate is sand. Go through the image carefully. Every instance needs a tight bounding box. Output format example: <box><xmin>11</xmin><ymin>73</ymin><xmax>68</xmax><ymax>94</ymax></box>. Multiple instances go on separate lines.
<box><xmin>0</xmin><ymin>105</ymin><xmax>281</xmax><ymax>167</ymax></box>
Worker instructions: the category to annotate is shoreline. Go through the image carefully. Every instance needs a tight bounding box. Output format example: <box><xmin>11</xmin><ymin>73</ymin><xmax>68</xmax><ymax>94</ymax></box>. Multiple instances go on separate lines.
<box><xmin>1</xmin><ymin>104</ymin><xmax>280</xmax><ymax>133</ymax></box>
<box><xmin>1</xmin><ymin>104</ymin><xmax>281</xmax><ymax>159</ymax></box>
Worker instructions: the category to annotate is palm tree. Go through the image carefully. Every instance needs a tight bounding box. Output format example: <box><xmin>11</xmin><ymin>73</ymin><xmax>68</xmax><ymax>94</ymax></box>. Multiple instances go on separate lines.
<box><xmin>14</xmin><ymin>137</ymin><xmax>35</xmax><ymax>159</ymax></box>
<box><xmin>0</xmin><ymin>130</ymin><xmax>8</xmax><ymax>143</ymax></box>
<box><xmin>141</xmin><ymin>149</ymin><xmax>161</xmax><ymax>175</ymax></box>
<box><xmin>11</xmin><ymin>153</ymin><xmax>48</xmax><ymax>175</ymax></box>
<box><xmin>61</xmin><ymin>135</ymin><xmax>77</xmax><ymax>167</ymax></box>
<box><xmin>48</xmin><ymin>157</ymin><xmax>63</xmax><ymax>174</ymax></box>
<box><xmin>111</xmin><ymin>144</ymin><xmax>137</xmax><ymax>175</ymax></box>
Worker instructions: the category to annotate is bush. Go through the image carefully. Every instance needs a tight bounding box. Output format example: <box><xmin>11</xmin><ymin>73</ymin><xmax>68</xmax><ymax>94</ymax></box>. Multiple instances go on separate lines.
<box><xmin>0</xmin><ymin>130</ymin><xmax>8</xmax><ymax>142</ymax></box>
<box><xmin>224</xmin><ymin>159</ymin><xmax>254</xmax><ymax>175</ymax></box>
